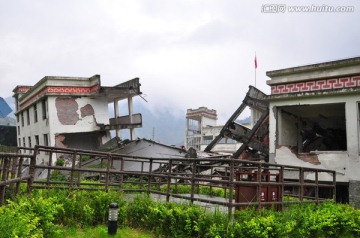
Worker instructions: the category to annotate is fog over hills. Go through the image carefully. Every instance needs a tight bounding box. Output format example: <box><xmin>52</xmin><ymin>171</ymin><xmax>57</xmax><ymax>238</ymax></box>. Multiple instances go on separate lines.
<box><xmin>1</xmin><ymin>96</ymin><xmax>251</xmax><ymax>146</ymax></box>
<box><xmin>3</xmin><ymin>96</ymin><xmax>186</xmax><ymax>145</ymax></box>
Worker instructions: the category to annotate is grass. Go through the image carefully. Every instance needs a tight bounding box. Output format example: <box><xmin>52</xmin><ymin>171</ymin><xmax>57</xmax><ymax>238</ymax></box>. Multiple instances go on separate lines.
<box><xmin>54</xmin><ymin>225</ymin><xmax>155</xmax><ymax>238</ymax></box>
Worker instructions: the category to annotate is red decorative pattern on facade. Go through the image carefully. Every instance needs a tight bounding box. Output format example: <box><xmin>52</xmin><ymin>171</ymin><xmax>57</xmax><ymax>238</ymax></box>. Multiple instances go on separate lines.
<box><xmin>19</xmin><ymin>85</ymin><xmax>100</xmax><ymax>110</ymax></box>
<box><xmin>271</xmin><ymin>76</ymin><xmax>360</xmax><ymax>95</ymax></box>
<box><xmin>46</xmin><ymin>85</ymin><xmax>99</xmax><ymax>94</ymax></box>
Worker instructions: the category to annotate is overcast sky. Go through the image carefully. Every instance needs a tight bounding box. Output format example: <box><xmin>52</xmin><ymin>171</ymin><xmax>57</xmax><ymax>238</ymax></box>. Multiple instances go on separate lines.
<box><xmin>1</xmin><ymin>0</ymin><xmax>359</xmax><ymax>124</ymax></box>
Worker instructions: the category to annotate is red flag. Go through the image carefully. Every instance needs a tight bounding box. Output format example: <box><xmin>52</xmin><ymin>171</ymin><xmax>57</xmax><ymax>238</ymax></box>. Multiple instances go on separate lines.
<box><xmin>254</xmin><ymin>55</ymin><xmax>257</xmax><ymax>69</ymax></box>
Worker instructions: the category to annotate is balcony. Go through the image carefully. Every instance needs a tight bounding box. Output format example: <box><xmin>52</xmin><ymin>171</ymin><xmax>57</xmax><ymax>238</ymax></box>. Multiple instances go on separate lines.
<box><xmin>106</xmin><ymin>113</ymin><xmax>142</xmax><ymax>130</ymax></box>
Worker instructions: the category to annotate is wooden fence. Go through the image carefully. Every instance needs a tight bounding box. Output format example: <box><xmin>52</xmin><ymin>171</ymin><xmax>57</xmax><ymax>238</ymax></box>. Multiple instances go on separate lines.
<box><xmin>1</xmin><ymin>145</ymin><xmax>336</xmax><ymax>215</ymax></box>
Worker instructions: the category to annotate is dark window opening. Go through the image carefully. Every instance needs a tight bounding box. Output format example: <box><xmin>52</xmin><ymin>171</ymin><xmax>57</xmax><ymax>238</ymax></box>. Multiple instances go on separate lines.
<box><xmin>21</xmin><ymin>112</ymin><xmax>24</xmax><ymax>127</ymax></box>
<box><xmin>35</xmin><ymin>135</ymin><xmax>39</xmax><ymax>145</ymax></box>
<box><xmin>336</xmin><ymin>184</ymin><xmax>349</xmax><ymax>204</ymax></box>
<box><xmin>42</xmin><ymin>99</ymin><xmax>47</xmax><ymax>120</ymax></box>
<box><xmin>43</xmin><ymin>134</ymin><xmax>48</xmax><ymax>146</ymax></box>
<box><xmin>277</xmin><ymin>103</ymin><xmax>346</xmax><ymax>152</ymax></box>
<box><xmin>34</xmin><ymin>104</ymin><xmax>38</xmax><ymax>123</ymax></box>
<box><xmin>26</xmin><ymin>108</ymin><xmax>30</xmax><ymax>125</ymax></box>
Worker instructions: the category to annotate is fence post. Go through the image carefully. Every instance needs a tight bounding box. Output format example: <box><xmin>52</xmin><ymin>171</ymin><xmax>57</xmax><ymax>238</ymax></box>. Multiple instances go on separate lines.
<box><xmin>105</xmin><ymin>154</ymin><xmax>112</xmax><ymax>192</ymax></box>
<box><xmin>119</xmin><ymin>157</ymin><xmax>124</xmax><ymax>191</ymax></box>
<box><xmin>279</xmin><ymin>165</ymin><xmax>284</xmax><ymax>211</ymax></box>
<box><xmin>228</xmin><ymin>159</ymin><xmax>234</xmax><ymax>217</ymax></box>
<box><xmin>15</xmin><ymin>155</ymin><xmax>24</xmax><ymax>195</ymax></box>
<box><xmin>299</xmin><ymin>167</ymin><xmax>304</xmax><ymax>202</ymax></box>
<box><xmin>166</xmin><ymin>159</ymin><xmax>173</xmax><ymax>202</ymax></box>
<box><xmin>147</xmin><ymin>159</ymin><xmax>153</xmax><ymax>195</ymax></box>
<box><xmin>190</xmin><ymin>158</ymin><xmax>196</xmax><ymax>204</ymax></box>
<box><xmin>0</xmin><ymin>157</ymin><xmax>10</xmax><ymax>206</ymax></box>
<box><xmin>257</xmin><ymin>163</ymin><xmax>262</xmax><ymax>210</ymax></box>
<box><xmin>8</xmin><ymin>156</ymin><xmax>18</xmax><ymax>198</ymax></box>
<box><xmin>315</xmin><ymin>169</ymin><xmax>319</xmax><ymax>204</ymax></box>
<box><xmin>333</xmin><ymin>171</ymin><xmax>336</xmax><ymax>202</ymax></box>
<box><xmin>46</xmin><ymin>151</ymin><xmax>53</xmax><ymax>189</ymax></box>
<box><xmin>27</xmin><ymin>154</ymin><xmax>37</xmax><ymax>194</ymax></box>
<box><xmin>69</xmin><ymin>151</ymin><xmax>77</xmax><ymax>189</ymax></box>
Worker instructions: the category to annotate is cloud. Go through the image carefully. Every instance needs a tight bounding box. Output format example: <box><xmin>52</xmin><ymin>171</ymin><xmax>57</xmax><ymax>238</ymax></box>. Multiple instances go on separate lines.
<box><xmin>0</xmin><ymin>0</ymin><xmax>359</xmax><ymax>124</ymax></box>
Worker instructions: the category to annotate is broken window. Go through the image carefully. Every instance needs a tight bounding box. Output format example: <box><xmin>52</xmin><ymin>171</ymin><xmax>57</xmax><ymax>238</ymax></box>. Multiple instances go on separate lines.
<box><xmin>35</xmin><ymin>135</ymin><xmax>39</xmax><ymax>145</ymax></box>
<box><xmin>203</xmin><ymin>136</ymin><xmax>213</xmax><ymax>145</ymax></box>
<box><xmin>21</xmin><ymin>112</ymin><xmax>24</xmax><ymax>127</ymax></box>
<box><xmin>42</xmin><ymin>99</ymin><xmax>47</xmax><ymax>120</ymax></box>
<box><xmin>277</xmin><ymin>103</ymin><xmax>346</xmax><ymax>152</ymax></box>
<box><xmin>34</xmin><ymin>104</ymin><xmax>38</xmax><ymax>123</ymax></box>
<box><xmin>26</xmin><ymin>108</ymin><xmax>30</xmax><ymax>125</ymax></box>
<box><xmin>43</xmin><ymin>134</ymin><xmax>49</xmax><ymax>146</ymax></box>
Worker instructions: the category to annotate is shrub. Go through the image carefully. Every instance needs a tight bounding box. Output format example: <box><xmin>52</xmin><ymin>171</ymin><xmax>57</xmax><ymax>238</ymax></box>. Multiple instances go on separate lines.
<box><xmin>55</xmin><ymin>158</ymin><xmax>65</xmax><ymax>166</ymax></box>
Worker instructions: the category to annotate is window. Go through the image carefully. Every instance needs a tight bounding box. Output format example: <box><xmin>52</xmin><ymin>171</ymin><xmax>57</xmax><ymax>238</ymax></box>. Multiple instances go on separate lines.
<box><xmin>18</xmin><ymin>138</ymin><xmax>21</xmax><ymax>147</ymax></box>
<box><xmin>21</xmin><ymin>112</ymin><xmax>24</xmax><ymax>127</ymax></box>
<box><xmin>22</xmin><ymin>137</ymin><xmax>25</xmax><ymax>147</ymax></box>
<box><xmin>26</xmin><ymin>108</ymin><xmax>30</xmax><ymax>125</ymax></box>
<box><xmin>43</xmin><ymin>134</ymin><xmax>49</xmax><ymax>154</ymax></box>
<box><xmin>35</xmin><ymin>135</ymin><xmax>39</xmax><ymax>145</ymax></box>
<box><xmin>17</xmin><ymin>126</ymin><xmax>20</xmax><ymax>135</ymax></box>
<box><xmin>34</xmin><ymin>104</ymin><xmax>38</xmax><ymax>123</ymax></box>
<box><xmin>43</xmin><ymin>134</ymin><xmax>49</xmax><ymax>146</ymax></box>
<box><xmin>42</xmin><ymin>99</ymin><xmax>47</xmax><ymax>120</ymax></box>
<box><xmin>203</xmin><ymin>136</ymin><xmax>213</xmax><ymax>145</ymax></box>
<box><xmin>277</xmin><ymin>103</ymin><xmax>346</xmax><ymax>152</ymax></box>
<box><xmin>28</xmin><ymin>136</ymin><xmax>32</xmax><ymax>148</ymax></box>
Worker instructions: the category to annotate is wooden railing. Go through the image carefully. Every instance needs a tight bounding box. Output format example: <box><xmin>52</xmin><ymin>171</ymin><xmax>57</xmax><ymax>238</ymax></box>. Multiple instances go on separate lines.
<box><xmin>1</xmin><ymin>145</ymin><xmax>336</xmax><ymax>215</ymax></box>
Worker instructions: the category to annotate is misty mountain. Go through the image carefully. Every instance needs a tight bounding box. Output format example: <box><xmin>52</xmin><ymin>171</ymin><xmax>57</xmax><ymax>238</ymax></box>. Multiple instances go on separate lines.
<box><xmin>132</xmin><ymin>101</ymin><xmax>185</xmax><ymax>146</ymax></box>
<box><xmin>1</xmin><ymin>95</ymin><xmax>186</xmax><ymax>145</ymax></box>
<box><xmin>0</xmin><ymin>96</ymin><xmax>16</xmax><ymax>126</ymax></box>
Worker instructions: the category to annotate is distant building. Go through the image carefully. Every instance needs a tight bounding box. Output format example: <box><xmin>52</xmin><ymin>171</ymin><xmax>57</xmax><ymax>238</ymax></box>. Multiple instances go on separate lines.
<box><xmin>266</xmin><ymin>56</ymin><xmax>360</xmax><ymax>205</ymax></box>
<box><xmin>185</xmin><ymin>107</ymin><xmax>242</xmax><ymax>154</ymax></box>
<box><xmin>13</xmin><ymin>75</ymin><xmax>142</xmax><ymax>164</ymax></box>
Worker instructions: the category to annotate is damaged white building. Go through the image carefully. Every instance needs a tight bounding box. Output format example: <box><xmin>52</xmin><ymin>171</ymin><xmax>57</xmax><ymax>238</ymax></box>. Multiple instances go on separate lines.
<box><xmin>13</xmin><ymin>75</ymin><xmax>142</xmax><ymax>164</ymax></box>
<box><xmin>266</xmin><ymin>57</ymin><xmax>360</xmax><ymax>205</ymax></box>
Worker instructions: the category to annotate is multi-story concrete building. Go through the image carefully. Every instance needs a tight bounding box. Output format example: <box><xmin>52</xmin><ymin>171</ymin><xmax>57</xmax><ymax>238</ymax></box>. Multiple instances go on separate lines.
<box><xmin>13</xmin><ymin>75</ymin><xmax>142</xmax><ymax>164</ymax></box>
<box><xmin>266</xmin><ymin>57</ymin><xmax>360</xmax><ymax>205</ymax></box>
<box><xmin>185</xmin><ymin>107</ymin><xmax>242</xmax><ymax>154</ymax></box>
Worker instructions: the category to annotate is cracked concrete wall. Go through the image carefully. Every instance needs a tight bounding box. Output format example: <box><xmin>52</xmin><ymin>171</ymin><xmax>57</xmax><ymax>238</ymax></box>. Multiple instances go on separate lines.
<box><xmin>55</xmin><ymin>98</ymin><xmax>80</xmax><ymax>125</ymax></box>
<box><xmin>80</xmin><ymin>104</ymin><xmax>95</xmax><ymax>118</ymax></box>
<box><xmin>45</xmin><ymin>96</ymin><xmax>110</xmax><ymax>153</ymax></box>
<box><xmin>269</xmin><ymin>94</ymin><xmax>360</xmax><ymax>183</ymax></box>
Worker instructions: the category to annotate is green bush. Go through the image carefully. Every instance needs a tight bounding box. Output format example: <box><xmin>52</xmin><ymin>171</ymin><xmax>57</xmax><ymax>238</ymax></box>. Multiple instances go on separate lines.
<box><xmin>1</xmin><ymin>189</ymin><xmax>360</xmax><ymax>238</ymax></box>
<box><xmin>55</xmin><ymin>158</ymin><xmax>65</xmax><ymax>166</ymax></box>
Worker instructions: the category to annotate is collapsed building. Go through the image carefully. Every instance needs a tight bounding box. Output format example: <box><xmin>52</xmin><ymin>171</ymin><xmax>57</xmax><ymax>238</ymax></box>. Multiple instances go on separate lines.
<box><xmin>13</xmin><ymin>75</ymin><xmax>142</xmax><ymax>164</ymax></box>
<box><xmin>202</xmin><ymin>57</ymin><xmax>360</xmax><ymax>206</ymax></box>
<box><xmin>10</xmin><ymin>57</ymin><xmax>360</xmax><ymax>207</ymax></box>
<box><xmin>266</xmin><ymin>57</ymin><xmax>360</xmax><ymax>204</ymax></box>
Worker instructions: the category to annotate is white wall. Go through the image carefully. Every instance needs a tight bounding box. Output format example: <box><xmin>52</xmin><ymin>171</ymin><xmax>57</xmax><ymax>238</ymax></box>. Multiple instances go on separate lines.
<box><xmin>269</xmin><ymin>94</ymin><xmax>360</xmax><ymax>182</ymax></box>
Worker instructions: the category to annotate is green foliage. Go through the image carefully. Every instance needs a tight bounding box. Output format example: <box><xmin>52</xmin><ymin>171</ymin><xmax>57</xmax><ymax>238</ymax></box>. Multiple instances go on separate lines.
<box><xmin>0</xmin><ymin>192</ymin><xmax>63</xmax><ymax>237</ymax></box>
<box><xmin>81</xmin><ymin>155</ymin><xmax>91</xmax><ymax>162</ymax></box>
<box><xmin>126</xmin><ymin>195</ymin><xmax>204</xmax><ymax>237</ymax></box>
<box><xmin>50</xmin><ymin>170</ymin><xmax>67</xmax><ymax>181</ymax></box>
<box><xmin>1</xmin><ymin>189</ymin><xmax>360</xmax><ymax>238</ymax></box>
<box><xmin>55</xmin><ymin>158</ymin><xmax>65</xmax><ymax>166</ymax></box>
